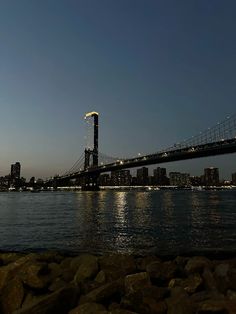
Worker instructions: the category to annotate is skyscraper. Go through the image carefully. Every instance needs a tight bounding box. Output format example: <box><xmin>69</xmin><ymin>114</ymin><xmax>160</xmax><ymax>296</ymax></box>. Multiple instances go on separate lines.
<box><xmin>137</xmin><ymin>167</ymin><xmax>148</xmax><ymax>185</ymax></box>
<box><xmin>11</xmin><ymin>162</ymin><xmax>21</xmax><ymax>180</ymax></box>
<box><xmin>153</xmin><ymin>167</ymin><xmax>167</xmax><ymax>185</ymax></box>
<box><xmin>204</xmin><ymin>167</ymin><xmax>219</xmax><ymax>186</ymax></box>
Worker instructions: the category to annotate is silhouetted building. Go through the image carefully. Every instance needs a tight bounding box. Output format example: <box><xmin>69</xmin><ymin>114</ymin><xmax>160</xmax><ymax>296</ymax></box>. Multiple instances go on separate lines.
<box><xmin>99</xmin><ymin>174</ymin><xmax>111</xmax><ymax>186</ymax></box>
<box><xmin>153</xmin><ymin>167</ymin><xmax>168</xmax><ymax>185</ymax></box>
<box><xmin>137</xmin><ymin>167</ymin><xmax>148</xmax><ymax>185</ymax></box>
<box><xmin>11</xmin><ymin>162</ymin><xmax>21</xmax><ymax>180</ymax></box>
<box><xmin>190</xmin><ymin>176</ymin><xmax>202</xmax><ymax>186</ymax></box>
<box><xmin>204</xmin><ymin>167</ymin><xmax>219</xmax><ymax>186</ymax></box>
<box><xmin>232</xmin><ymin>172</ymin><xmax>236</xmax><ymax>185</ymax></box>
<box><xmin>111</xmin><ymin>170</ymin><xmax>131</xmax><ymax>186</ymax></box>
<box><xmin>169</xmin><ymin>172</ymin><xmax>190</xmax><ymax>186</ymax></box>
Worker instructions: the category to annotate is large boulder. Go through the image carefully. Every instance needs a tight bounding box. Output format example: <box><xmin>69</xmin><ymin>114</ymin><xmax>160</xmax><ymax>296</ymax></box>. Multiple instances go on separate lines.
<box><xmin>18</xmin><ymin>261</ymin><xmax>51</xmax><ymax>290</ymax></box>
<box><xmin>69</xmin><ymin>302</ymin><xmax>107</xmax><ymax>314</ymax></box>
<box><xmin>0</xmin><ymin>254</ymin><xmax>37</xmax><ymax>292</ymax></box>
<box><xmin>185</xmin><ymin>257</ymin><xmax>211</xmax><ymax>275</ymax></box>
<box><xmin>13</xmin><ymin>283</ymin><xmax>79</xmax><ymax>314</ymax></box>
<box><xmin>0</xmin><ymin>277</ymin><xmax>25</xmax><ymax>314</ymax></box>
<box><xmin>146</xmin><ymin>260</ymin><xmax>178</xmax><ymax>284</ymax></box>
<box><xmin>74</xmin><ymin>255</ymin><xmax>99</xmax><ymax>284</ymax></box>
<box><xmin>124</xmin><ymin>272</ymin><xmax>151</xmax><ymax>294</ymax></box>
<box><xmin>99</xmin><ymin>255</ymin><xmax>136</xmax><ymax>281</ymax></box>
<box><xmin>80</xmin><ymin>279</ymin><xmax>124</xmax><ymax>304</ymax></box>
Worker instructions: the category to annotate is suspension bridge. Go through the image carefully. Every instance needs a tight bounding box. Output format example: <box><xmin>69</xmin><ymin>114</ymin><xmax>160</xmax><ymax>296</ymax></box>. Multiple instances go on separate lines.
<box><xmin>50</xmin><ymin>112</ymin><xmax>236</xmax><ymax>190</ymax></box>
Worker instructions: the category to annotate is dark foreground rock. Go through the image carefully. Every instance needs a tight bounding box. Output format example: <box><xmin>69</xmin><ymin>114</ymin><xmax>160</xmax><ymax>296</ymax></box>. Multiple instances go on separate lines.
<box><xmin>0</xmin><ymin>252</ymin><xmax>236</xmax><ymax>313</ymax></box>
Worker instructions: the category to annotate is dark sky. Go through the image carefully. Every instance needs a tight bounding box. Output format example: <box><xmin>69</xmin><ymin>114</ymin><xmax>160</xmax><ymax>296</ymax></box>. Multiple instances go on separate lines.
<box><xmin>0</xmin><ymin>0</ymin><xmax>236</xmax><ymax>179</ymax></box>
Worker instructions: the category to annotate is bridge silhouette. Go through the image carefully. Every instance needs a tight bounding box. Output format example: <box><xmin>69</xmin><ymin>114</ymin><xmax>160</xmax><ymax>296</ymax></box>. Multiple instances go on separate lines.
<box><xmin>50</xmin><ymin>112</ymin><xmax>236</xmax><ymax>190</ymax></box>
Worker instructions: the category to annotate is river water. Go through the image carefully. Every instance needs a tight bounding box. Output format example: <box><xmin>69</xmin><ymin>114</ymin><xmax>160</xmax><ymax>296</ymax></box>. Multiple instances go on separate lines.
<box><xmin>0</xmin><ymin>190</ymin><xmax>236</xmax><ymax>256</ymax></box>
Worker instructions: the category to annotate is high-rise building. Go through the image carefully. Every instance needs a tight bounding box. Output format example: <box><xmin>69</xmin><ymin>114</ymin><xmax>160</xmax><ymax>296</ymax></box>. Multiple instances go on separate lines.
<box><xmin>169</xmin><ymin>172</ymin><xmax>190</xmax><ymax>186</ymax></box>
<box><xmin>232</xmin><ymin>172</ymin><xmax>236</xmax><ymax>185</ymax></box>
<box><xmin>11</xmin><ymin>162</ymin><xmax>21</xmax><ymax>180</ymax></box>
<box><xmin>99</xmin><ymin>174</ymin><xmax>111</xmax><ymax>186</ymax></box>
<box><xmin>204</xmin><ymin>167</ymin><xmax>219</xmax><ymax>186</ymax></box>
<box><xmin>111</xmin><ymin>170</ymin><xmax>131</xmax><ymax>186</ymax></box>
<box><xmin>153</xmin><ymin>167</ymin><xmax>168</xmax><ymax>185</ymax></box>
<box><xmin>137</xmin><ymin>167</ymin><xmax>149</xmax><ymax>185</ymax></box>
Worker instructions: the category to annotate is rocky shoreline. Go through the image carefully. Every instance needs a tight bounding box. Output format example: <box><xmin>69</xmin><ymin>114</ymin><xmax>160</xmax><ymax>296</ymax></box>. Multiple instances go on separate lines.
<box><xmin>0</xmin><ymin>251</ymin><xmax>236</xmax><ymax>314</ymax></box>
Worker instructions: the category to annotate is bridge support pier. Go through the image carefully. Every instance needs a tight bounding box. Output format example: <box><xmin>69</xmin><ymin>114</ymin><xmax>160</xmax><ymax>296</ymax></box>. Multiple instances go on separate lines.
<box><xmin>81</xmin><ymin>174</ymin><xmax>100</xmax><ymax>191</ymax></box>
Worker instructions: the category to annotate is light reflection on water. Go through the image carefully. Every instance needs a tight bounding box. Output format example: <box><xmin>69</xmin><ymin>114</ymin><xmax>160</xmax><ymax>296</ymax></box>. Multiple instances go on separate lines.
<box><xmin>0</xmin><ymin>190</ymin><xmax>236</xmax><ymax>255</ymax></box>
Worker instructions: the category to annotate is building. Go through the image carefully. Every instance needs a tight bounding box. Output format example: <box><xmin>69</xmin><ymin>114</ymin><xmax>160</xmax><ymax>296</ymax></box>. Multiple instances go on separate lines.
<box><xmin>11</xmin><ymin>162</ymin><xmax>21</xmax><ymax>180</ymax></box>
<box><xmin>204</xmin><ymin>167</ymin><xmax>219</xmax><ymax>186</ymax></box>
<box><xmin>232</xmin><ymin>172</ymin><xmax>236</xmax><ymax>185</ymax></box>
<box><xmin>190</xmin><ymin>176</ymin><xmax>203</xmax><ymax>186</ymax></box>
<box><xmin>111</xmin><ymin>170</ymin><xmax>131</xmax><ymax>186</ymax></box>
<box><xmin>99</xmin><ymin>174</ymin><xmax>111</xmax><ymax>186</ymax></box>
<box><xmin>137</xmin><ymin>167</ymin><xmax>149</xmax><ymax>185</ymax></box>
<box><xmin>153</xmin><ymin>167</ymin><xmax>168</xmax><ymax>185</ymax></box>
<box><xmin>169</xmin><ymin>172</ymin><xmax>190</xmax><ymax>186</ymax></box>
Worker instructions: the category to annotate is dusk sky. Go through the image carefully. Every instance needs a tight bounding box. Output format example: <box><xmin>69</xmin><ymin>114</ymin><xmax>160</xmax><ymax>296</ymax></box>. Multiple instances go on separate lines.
<box><xmin>0</xmin><ymin>0</ymin><xmax>236</xmax><ymax>179</ymax></box>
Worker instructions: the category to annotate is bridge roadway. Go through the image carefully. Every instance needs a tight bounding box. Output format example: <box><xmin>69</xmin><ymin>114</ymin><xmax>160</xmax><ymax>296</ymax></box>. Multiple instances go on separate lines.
<box><xmin>59</xmin><ymin>138</ymin><xmax>236</xmax><ymax>180</ymax></box>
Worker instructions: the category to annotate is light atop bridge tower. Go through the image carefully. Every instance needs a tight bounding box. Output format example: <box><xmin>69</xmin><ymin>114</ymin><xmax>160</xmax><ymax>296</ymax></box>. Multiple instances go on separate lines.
<box><xmin>85</xmin><ymin>111</ymin><xmax>99</xmax><ymax>118</ymax></box>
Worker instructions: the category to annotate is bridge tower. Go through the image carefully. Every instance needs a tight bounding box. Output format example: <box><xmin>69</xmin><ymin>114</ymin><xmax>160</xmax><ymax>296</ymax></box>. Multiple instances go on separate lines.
<box><xmin>82</xmin><ymin>111</ymin><xmax>100</xmax><ymax>190</ymax></box>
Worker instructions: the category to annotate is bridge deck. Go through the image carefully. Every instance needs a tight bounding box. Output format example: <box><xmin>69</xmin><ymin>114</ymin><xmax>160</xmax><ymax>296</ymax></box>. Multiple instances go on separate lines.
<box><xmin>59</xmin><ymin>138</ymin><xmax>236</xmax><ymax>180</ymax></box>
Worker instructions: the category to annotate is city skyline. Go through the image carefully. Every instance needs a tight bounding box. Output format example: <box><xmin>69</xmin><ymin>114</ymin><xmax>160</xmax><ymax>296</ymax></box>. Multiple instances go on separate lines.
<box><xmin>1</xmin><ymin>1</ymin><xmax>236</xmax><ymax>178</ymax></box>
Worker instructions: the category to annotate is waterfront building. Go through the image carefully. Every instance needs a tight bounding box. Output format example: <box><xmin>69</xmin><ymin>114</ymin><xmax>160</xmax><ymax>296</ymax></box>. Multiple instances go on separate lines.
<box><xmin>169</xmin><ymin>172</ymin><xmax>190</xmax><ymax>186</ymax></box>
<box><xmin>232</xmin><ymin>172</ymin><xmax>236</xmax><ymax>185</ymax></box>
<box><xmin>111</xmin><ymin>170</ymin><xmax>131</xmax><ymax>186</ymax></box>
<box><xmin>153</xmin><ymin>167</ymin><xmax>168</xmax><ymax>185</ymax></box>
<box><xmin>137</xmin><ymin>167</ymin><xmax>148</xmax><ymax>185</ymax></box>
<box><xmin>204</xmin><ymin>167</ymin><xmax>219</xmax><ymax>186</ymax></box>
<box><xmin>11</xmin><ymin>162</ymin><xmax>21</xmax><ymax>180</ymax></box>
<box><xmin>190</xmin><ymin>176</ymin><xmax>202</xmax><ymax>186</ymax></box>
<box><xmin>99</xmin><ymin>174</ymin><xmax>111</xmax><ymax>186</ymax></box>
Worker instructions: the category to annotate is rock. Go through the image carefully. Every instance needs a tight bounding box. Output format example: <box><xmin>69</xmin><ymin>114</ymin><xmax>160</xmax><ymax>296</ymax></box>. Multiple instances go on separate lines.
<box><xmin>191</xmin><ymin>291</ymin><xmax>225</xmax><ymax>303</ymax></box>
<box><xmin>95</xmin><ymin>270</ymin><xmax>106</xmax><ymax>284</ymax></box>
<box><xmin>203</xmin><ymin>267</ymin><xmax>217</xmax><ymax>291</ymax></box>
<box><xmin>215</xmin><ymin>264</ymin><xmax>230</xmax><ymax>278</ymax></box>
<box><xmin>0</xmin><ymin>253</ymin><xmax>25</xmax><ymax>265</ymax></box>
<box><xmin>125</xmin><ymin>272</ymin><xmax>151</xmax><ymax>294</ymax></box>
<box><xmin>14</xmin><ymin>283</ymin><xmax>79</xmax><ymax>314</ymax></box>
<box><xmin>0</xmin><ymin>254</ymin><xmax>37</xmax><ymax>292</ymax></box>
<box><xmin>61</xmin><ymin>268</ymin><xmax>75</xmax><ymax>283</ymax></box>
<box><xmin>147</xmin><ymin>260</ymin><xmax>177</xmax><ymax>284</ymax></box>
<box><xmin>74</xmin><ymin>255</ymin><xmax>99</xmax><ymax>284</ymax></box>
<box><xmin>60</xmin><ymin>257</ymin><xmax>73</xmax><ymax>270</ymax></box>
<box><xmin>214</xmin><ymin>264</ymin><xmax>231</xmax><ymax>293</ymax></box>
<box><xmin>197</xmin><ymin>300</ymin><xmax>229</xmax><ymax>314</ymax></box>
<box><xmin>69</xmin><ymin>302</ymin><xmax>107</xmax><ymax>314</ymax></box>
<box><xmin>227</xmin><ymin>290</ymin><xmax>236</xmax><ymax>301</ymax></box>
<box><xmin>22</xmin><ymin>292</ymin><xmax>50</xmax><ymax>309</ymax></box>
<box><xmin>111</xmin><ymin>310</ymin><xmax>138</xmax><ymax>314</ymax></box>
<box><xmin>136</xmin><ymin>256</ymin><xmax>161</xmax><ymax>272</ymax></box>
<box><xmin>48</xmin><ymin>262</ymin><xmax>62</xmax><ymax>280</ymax></box>
<box><xmin>121</xmin><ymin>290</ymin><xmax>149</xmax><ymax>314</ymax></box>
<box><xmin>169</xmin><ymin>286</ymin><xmax>188</xmax><ymax>299</ymax></box>
<box><xmin>121</xmin><ymin>286</ymin><xmax>168</xmax><ymax>314</ymax></box>
<box><xmin>99</xmin><ymin>255</ymin><xmax>136</xmax><ymax>281</ymax></box>
<box><xmin>80</xmin><ymin>279</ymin><xmax>124</xmax><ymax>304</ymax></box>
<box><xmin>166</xmin><ymin>295</ymin><xmax>195</xmax><ymax>314</ymax></box>
<box><xmin>228</xmin><ymin>267</ymin><xmax>236</xmax><ymax>291</ymax></box>
<box><xmin>185</xmin><ymin>256</ymin><xmax>211</xmax><ymax>275</ymax></box>
<box><xmin>182</xmin><ymin>273</ymin><xmax>203</xmax><ymax>294</ymax></box>
<box><xmin>168</xmin><ymin>278</ymin><xmax>183</xmax><ymax>288</ymax></box>
<box><xmin>36</xmin><ymin>251</ymin><xmax>64</xmax><ymax>264</ymax></box>
<box><xmin>18</xmin><ymin>261</ymin><xmax>51</xmax><ymax>289</ymax></box>
<box><xmin>0</xmin><ymin>277</ymin><xmax>25</xmax><ymax>314</ymax></box>
<box><xmin>48</xmin><ymin>277</ymin><xmax>67</xmax><ymax>292</ymax></box>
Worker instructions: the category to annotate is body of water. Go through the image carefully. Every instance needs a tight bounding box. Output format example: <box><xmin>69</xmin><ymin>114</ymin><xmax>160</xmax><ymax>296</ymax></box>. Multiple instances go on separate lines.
<box><xmin>0</xmin><ymin>190</ymin><xmax>236</xmax><ymax>256</ymax></box>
